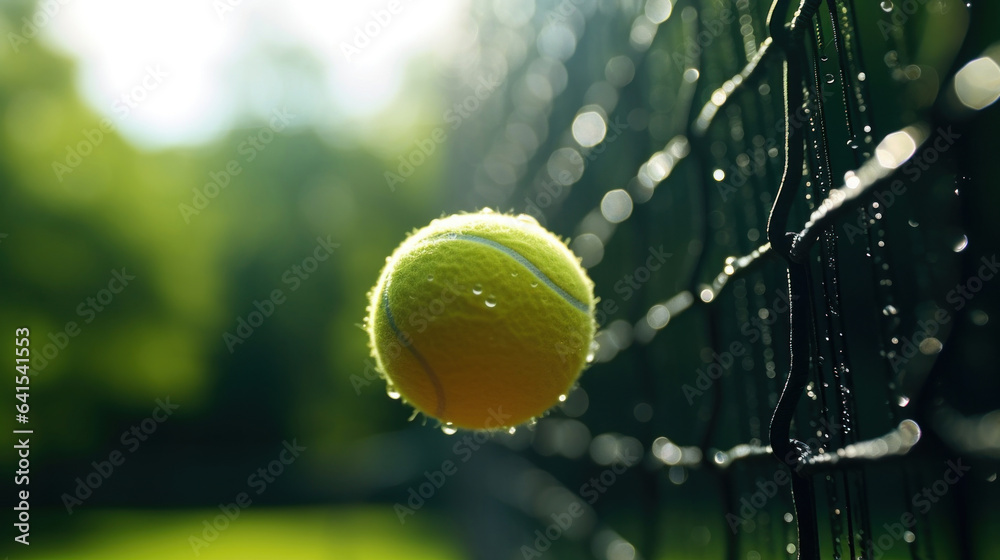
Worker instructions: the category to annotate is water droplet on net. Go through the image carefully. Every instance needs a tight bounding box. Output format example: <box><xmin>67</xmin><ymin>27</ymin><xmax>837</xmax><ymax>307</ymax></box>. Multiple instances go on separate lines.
<box><xmin>882</xmin><ymin>305</ymin><xmax>898</xmax><ymax>316</ymax></box>
<box><xmin>441</xmin><ymin>423</ymin><xmax>457</xmax><ymax>435</ymax></box>
<box><xmin>530</xmin><ymin>281</ymin><xmax>538</xmax><ymax>288</ymax></box>
<box><xmin>426</xmin><ymin>274</ymin><xmax>434</xmax><ymax>282</ymax></box>
<box><xmin>386</xmin><ymin>385</ymin><xmax>401</xmax><ymax>400</ymax></box>
<box><xmin>953</xmin><ymin>234</ymin><xmax>969</xmax><ymax>252</ymax></box>
<box><xmin>485</xmin><ymin>295</ymin><xmax>497</xmax><ymax>308</ymax></box>
<box><xmin>825</xmin><ymin>74</ymin><xmax>835</xmax><ymax>84</ymax></box>
<box><xmin>472</xmin><ymin>284</ymin><xmax>483</xmax><ymax>295</ymax></box>
<box><xmin>558</xmin><ymin>394</ymin><xmax>568</xmax><ymax>402</ymax></box>
<box><xmin>881</xmin><ymin>0</ymin><xmax>893</xmax><ymax>11</ymax></box>
<box><xmin>508</xmin><ymin>427</ymin><xmax>517</xmax><ymax>435</ymax></box>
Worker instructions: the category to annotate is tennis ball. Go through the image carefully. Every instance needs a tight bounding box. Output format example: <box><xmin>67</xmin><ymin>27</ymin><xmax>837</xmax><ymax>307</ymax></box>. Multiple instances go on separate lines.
<box><xmin>366</xmin><ymin>209</ymin><xmax>596</xmax><ymax>431</ymax></box>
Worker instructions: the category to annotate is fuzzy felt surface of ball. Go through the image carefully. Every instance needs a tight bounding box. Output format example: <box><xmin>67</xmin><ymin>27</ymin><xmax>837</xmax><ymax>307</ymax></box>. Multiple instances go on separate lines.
<box><xmin>366</xmin><ymin>210</ymin><xmax>596</xmax><ymax>430</ymax></box>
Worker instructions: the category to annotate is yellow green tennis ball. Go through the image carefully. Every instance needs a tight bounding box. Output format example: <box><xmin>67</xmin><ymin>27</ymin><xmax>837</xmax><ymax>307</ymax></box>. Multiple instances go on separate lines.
<box><xmin>366</xmin><ymin>210</ymin><xmax>596</xmax><ymax>431</ymax></box>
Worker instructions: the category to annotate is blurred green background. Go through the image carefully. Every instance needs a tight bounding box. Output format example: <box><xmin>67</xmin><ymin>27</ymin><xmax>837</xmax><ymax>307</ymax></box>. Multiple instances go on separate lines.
<box><xmin>2</xmin><ymin>0</ymin><xmax>1000</xmax><ymax>558</ymax></box>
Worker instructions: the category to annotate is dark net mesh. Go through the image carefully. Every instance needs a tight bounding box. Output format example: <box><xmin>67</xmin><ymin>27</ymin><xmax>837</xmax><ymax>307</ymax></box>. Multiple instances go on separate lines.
<box><xmin>439</xmin><ymin>0</ymin><xmax>999</xmax><ymax>558</ymax></box>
